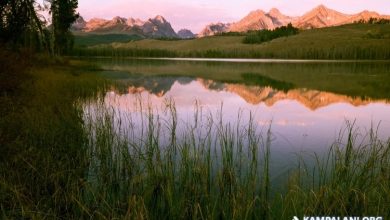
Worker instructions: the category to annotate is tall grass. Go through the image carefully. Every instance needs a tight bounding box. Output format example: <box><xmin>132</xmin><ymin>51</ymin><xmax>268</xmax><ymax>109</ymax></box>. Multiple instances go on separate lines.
<box><xmin>72</xmin><ymin>45</ymin><xmax>390</xmax><ymax>60</ymax></box>
<box><xmin>74</xmin><ymin>96</ymin><xmax>390</xmax><ymax>219</ymax></box>
<box><xmin>281</xmin><ymin>122</ymin><xmax>390</xmax><ymax>217</ymax></box>
<box><xmin>80</xmin><ymin>98</ymin><xmax>269</xmax><ymax>219</ymax></box>
<box><xmin>73</xmin><ymin>47</ymin><xmax>179</xmax><ymax>58</ymax></box>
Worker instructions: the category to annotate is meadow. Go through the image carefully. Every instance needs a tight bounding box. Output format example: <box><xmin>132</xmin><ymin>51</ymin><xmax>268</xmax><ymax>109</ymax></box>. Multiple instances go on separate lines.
<box><xmin>74</xmin><ymin>33</ymin><xmax>143</xmax><ymax>47</ymax></box>
<box><xmin>1</xmin><ymin>51</ymin><xmax>390</xmax><ymax>219</ymax></box>
<box><xmin>73</xmin><ymin>23</ymin><xmax>390</xmax><ymax>59</ymax></box>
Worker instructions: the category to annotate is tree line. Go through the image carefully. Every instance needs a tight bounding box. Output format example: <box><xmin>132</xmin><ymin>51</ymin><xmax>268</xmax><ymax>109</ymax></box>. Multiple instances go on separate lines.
<box><xmin>0</xmin><ymin>0</ymin><xmax>78</xmax><ymax>55</ymax></box>
<box><xmin>354</xmin><ymin>17</ymin><xmax>390</xmax><ymax>25</ymax></box>
<box><xmin>242</xmin><ymin>23</ymin><xmax>299</xmax><ymax>44</ymax></box>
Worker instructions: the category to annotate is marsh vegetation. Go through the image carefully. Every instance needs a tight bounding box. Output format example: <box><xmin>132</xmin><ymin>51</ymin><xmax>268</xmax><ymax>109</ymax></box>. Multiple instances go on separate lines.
<box><xmin>78</xmin><ymin>96</ymin><xmax>390</xmax><ymax>219</ymax></box>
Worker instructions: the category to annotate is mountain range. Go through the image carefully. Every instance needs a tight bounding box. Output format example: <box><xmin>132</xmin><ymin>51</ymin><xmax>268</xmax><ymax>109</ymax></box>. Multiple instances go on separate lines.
<box><xmin>199</xmin><ymin>5</ymin><xmax>390</xmax><ymax>36</ymax></box>
<box><xmin>72</xmin><ymin>15</ymin><xmax>179</xmax><ymax>38</ymax></box>
<box><xmin>72</xmin><ymin>5</ymin><xmax>390</xmax><ymax>38</ymax></box>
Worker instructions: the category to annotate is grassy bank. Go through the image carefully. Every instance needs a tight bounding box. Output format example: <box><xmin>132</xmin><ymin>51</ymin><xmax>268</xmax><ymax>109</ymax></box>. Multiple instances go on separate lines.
<box><xmin>0</xmin><ymin>51</ymin><xmax>108</xmax><ymax>218</ymax></box>
<box><xmin>1</xmin><ymin>50</ymin><xmax>390</xmax><ymax>218</ymax></box>
<box><xmin>73</xmin><ymin>24</ymin><xmax>390</xmax><ymax>59</ymax></box>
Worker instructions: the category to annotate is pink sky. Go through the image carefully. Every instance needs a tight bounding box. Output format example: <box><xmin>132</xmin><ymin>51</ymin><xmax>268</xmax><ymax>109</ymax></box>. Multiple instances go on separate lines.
<box><xmin>77</xmin><ymin>0</ymin><xmax>390</xmax><ymax>33</ymax></box>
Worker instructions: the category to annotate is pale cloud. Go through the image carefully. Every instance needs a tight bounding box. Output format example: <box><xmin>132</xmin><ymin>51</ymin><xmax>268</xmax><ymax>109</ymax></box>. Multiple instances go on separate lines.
<box><xmin>77</xmin><ymin>0</ymin><xmax>390</xmax><ymax>33</ymax></box>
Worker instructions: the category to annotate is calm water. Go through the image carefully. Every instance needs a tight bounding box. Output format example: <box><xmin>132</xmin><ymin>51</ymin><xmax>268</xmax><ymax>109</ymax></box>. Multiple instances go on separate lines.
<box><xmin>84</xmin><ymin>58</ymin><xmax>390</xmax><ymax>184</ymax></box>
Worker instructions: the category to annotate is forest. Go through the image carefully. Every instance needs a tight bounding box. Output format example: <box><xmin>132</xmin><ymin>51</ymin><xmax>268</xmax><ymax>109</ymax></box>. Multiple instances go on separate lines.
<box><xmin>242</xmin><ymin>23</ymin><xmax>299</xmax><ymax>44</ymax></box>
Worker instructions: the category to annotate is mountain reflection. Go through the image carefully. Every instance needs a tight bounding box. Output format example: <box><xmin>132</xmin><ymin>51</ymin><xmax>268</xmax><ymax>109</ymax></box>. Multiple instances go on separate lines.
<box><xmin>113</xmin><ymin>76</ymin><xmax>389</xmax><ymax>110</ymax></box>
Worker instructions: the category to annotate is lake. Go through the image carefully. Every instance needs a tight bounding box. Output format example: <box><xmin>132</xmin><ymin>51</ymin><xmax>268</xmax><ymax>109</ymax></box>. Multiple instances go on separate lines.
<box><xmin>83</xmin><ymin>58</ymin><xmax>390</xmax><ymax>188</ymax></box>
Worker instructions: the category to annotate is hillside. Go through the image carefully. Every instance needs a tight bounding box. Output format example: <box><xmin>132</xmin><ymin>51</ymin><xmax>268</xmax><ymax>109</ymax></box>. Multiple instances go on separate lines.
<box><xmin>79</xmin><ymin>23</ymin><xmax>390</xmax><ymax>59</ymax></box>
<box><xmin>74</xmin><ymin>34</ymin><xmax>142</xmax><ymax>47</ymax></box>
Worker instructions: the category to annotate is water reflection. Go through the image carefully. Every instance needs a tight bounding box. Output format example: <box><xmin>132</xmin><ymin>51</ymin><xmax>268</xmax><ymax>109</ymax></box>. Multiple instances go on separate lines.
<box><xmin>92</xmin><ymin>58</ymin><xmax>390</xmax><ymax>100</ymax></box>
<box><xmin>98</xmin><ymin>76</ymin><xmax>389</xmax><ymax>176</ymax></box>
<box><xmin>112</xmin><ymin>75</ymin><xmax>389</xmax><ymax>110</ymax></box>
<box><xmin>82</xmin><ymin>58</ymin><xmax>390</xmax><ymax>189</ymax></box>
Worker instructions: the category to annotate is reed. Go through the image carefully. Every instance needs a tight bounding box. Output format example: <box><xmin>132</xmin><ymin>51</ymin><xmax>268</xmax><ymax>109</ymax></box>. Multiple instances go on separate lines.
<box><xmin>73</xmin><ymin>44</ymin><xmax>390</xmax><ymax>60</ymax></box>
<box><xmin>75</xmin><ymin>97</ymin><xmax>390</xmax><ymax>219</ymax></box>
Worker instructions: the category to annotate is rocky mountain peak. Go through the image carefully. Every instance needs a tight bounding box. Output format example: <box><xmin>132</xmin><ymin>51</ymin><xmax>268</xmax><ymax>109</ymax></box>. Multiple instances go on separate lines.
<box><xmin>142</xmin><ymin>15</ymin><xmax>178</xmax><ymax>38</ymax></box>
<box><xmin>89</xmin><ymin>18</ymin><xmax>107</xmax><ymax>23</ymax></box>
<box><xmin>112</xmin><ymin>16</ymin><xmax>127</xmax><ymax>24</ymax></box>
<box><xmin>309</xmin><ymin>4</ymin><xmax>336</xmax><ymax>16</ymax></box>
<box><xmin>315</xmin><ymin>4</ymin><xmax>327</xmax><ymax>10</ymax></box>
<box><xmin>198</xmin><ymin>22</ymin><xmax>230</xmax><ymax>37</ymax></box>
<box><xmin>71</xmin><ymin>16</ymin><xmax>87</xmax><ymax>30</ymax></box>
<box><xmin>343</xmin><ymin>10</ymin><xmax>384</xmax><ymax>24</ymax></box>
<box><xmin>267</xmin><ymin>8</ymin><xmax>295</xmax><ymax>26</ymax></box>
<box><xmin>243</xmin><ymin>9</ymin><xmax>267</xmax><ymax>21</ymax></box>
<box><xmin>359</xmin><ymin>10</ymin><xmax>380</xmax><ymax>17</ymax></box>
<box><xmin>127</xmin><ymin>18</ymin><xmax>145</xmax><ymax>27</ymax></box>
<box><xmin>311</xmin><ymin>4</ymin><xmax>333</xmax><ymax>16</ymax></box>
<box><xmin>177</xmin><ymin>29</ymin><xmax>195</xmax><ymax>39</ymax></box>
<box><xmin>229</xmin><ymin>9</ymin><xmax>278</xmax><ymax>32</ymax></box>
<box><xmin>269</xmin><ymin>8</ymin><xmax>282</xmax><ymax>16</ymax></box>
<box><xmin>294</xmin><ymin>4</ymin><xmax>349</xmax><ymax>28</ymax></box>
<box><xmin>269</xmin><ymin>8</ymin><xmax>280</xmax><ymax>13</ymax></box>
<box><xmin>152</xmin><ymin>15</ymin><xmax>167</xmax><ymax>23</ymax></box>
